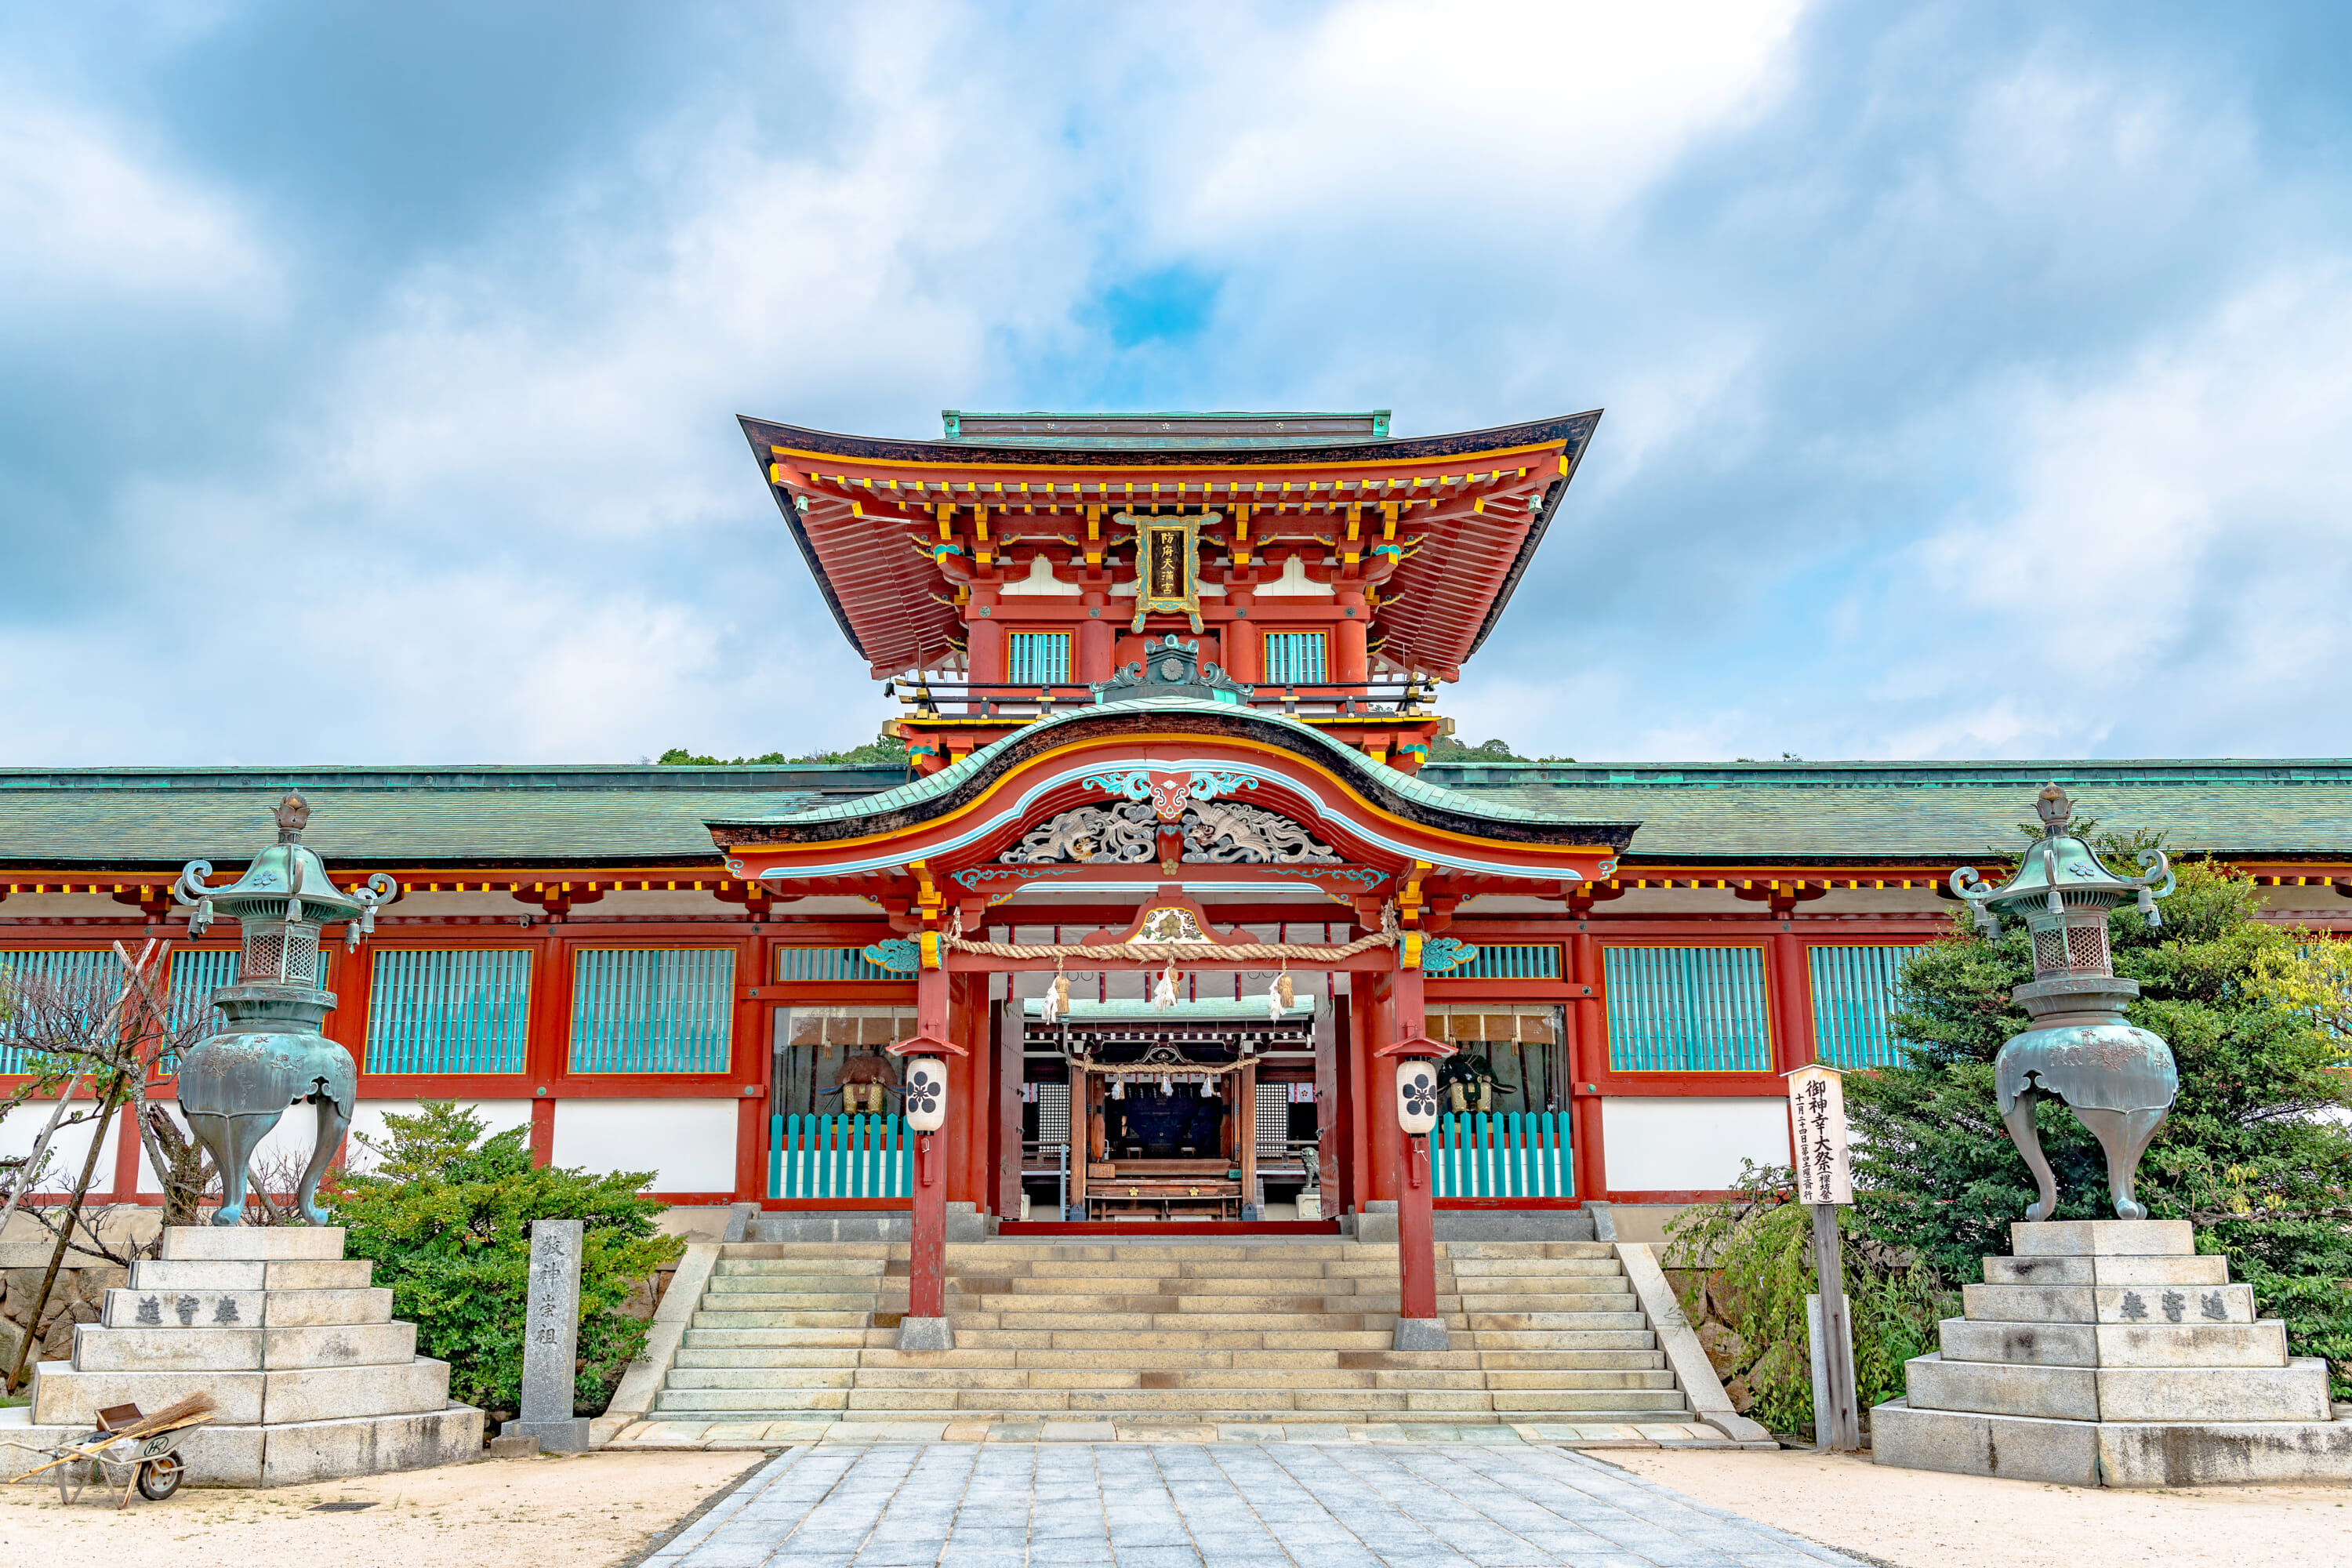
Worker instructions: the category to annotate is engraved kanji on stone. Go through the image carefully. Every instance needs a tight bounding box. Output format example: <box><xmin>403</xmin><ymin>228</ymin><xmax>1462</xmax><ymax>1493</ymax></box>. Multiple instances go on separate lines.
<box><xmin>2161</xmin><ymin>1290</ymin><xmax>2186</xmax><ymax>1323</ymax></box>
<box><xmin>212</xmin><ymin>1297</ymin><xmax>241</xmax><ymax>1324</ymax></box>
<box><xmin>174</xmin><ymin>1294</ymin><xmax>199</xmax><ymax>1326</ymax></box>
<box><xmin>2118</xmin><ymin>1290</ymin><xmax>2149</xmax><ymax>1321</ymax></box>
<box><xmin>2200</xmin><ymin>1291</ymin><xmax>2229</xmax><ymax>1321</ymax></box>
<box><xmin>135</xmin><ymin>1295</ymin><xmax>162</xmax><ymax>1326</ymax></box>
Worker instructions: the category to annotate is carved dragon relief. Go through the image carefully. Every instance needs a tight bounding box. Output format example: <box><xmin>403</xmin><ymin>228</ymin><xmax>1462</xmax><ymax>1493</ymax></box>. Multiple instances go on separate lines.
<box><xmin>1000</xmin><ymin>799</ymin><xmax>1340</xmax><ymax>866</ymax></box>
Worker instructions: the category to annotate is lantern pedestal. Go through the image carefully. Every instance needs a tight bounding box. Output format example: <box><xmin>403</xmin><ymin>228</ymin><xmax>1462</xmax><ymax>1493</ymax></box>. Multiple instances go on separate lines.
<box><xmin>15</xmin><ymin>1226</ymin><xmax>481</xmax><ymax>1487</ymax></box>
<box><xmin>1872</xmin><ymin>1221</ymin><xmax>2351</xmax><ymax>1486</ymax></box>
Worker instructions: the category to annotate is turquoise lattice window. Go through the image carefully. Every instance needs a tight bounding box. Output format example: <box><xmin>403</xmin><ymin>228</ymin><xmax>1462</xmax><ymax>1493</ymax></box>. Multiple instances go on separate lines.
<box><xmin>0</xmin><ymin>949</ymin><xmax>125</xmax><ymax>1074</ymax></box>
<box><xmin>775</xmin><ymin>947</ymin><xmax>900</xmax><ymax>982</ymax></box>
<box><xmin>1449</xmin><ymin>944</ymin><xmax>1560</xmax><ymax>980</ymax></box>
<box><xmin>1008</xmin><ymin>633</ymin><xmax>1071</xmax><ymax>684</ymax></box>
<box><xmin>1604</xmin><ymin>946</ymin><xmax>1772</xmax><ymax>1072</ymax></box>
<box><xmin>1809</xmin><ymin>945</ymin><xmax>1925</xmax><ymax>1069</ymax></box>
<box><xmin>366</xmin><ymin>949</ymin><xmax>531</xmax><ymax>1074</ymax></box>
<box><xmin>1263</xmin><ymin>632</ymin><xmax>1327</xmax><ymax>684</ymax></box>
<box><xmin>571</xmin><ymin>947</ymin><xmax>735</xmax><ymax>1073</ymax></box>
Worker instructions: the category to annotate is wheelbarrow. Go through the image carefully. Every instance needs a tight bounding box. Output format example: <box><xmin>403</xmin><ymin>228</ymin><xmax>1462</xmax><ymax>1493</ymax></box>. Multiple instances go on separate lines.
<box><xmin>5</xmin><ymin>1395</ymin><xmax>213</xmax><ymax>1508</ymax></box>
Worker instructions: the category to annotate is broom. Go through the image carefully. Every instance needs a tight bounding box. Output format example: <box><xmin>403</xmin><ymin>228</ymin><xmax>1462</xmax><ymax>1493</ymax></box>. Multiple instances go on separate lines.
<box><xmin>6</xmin><ymin>1392</ymin><xmax>219</xmax><ymax>1484</ymax></box>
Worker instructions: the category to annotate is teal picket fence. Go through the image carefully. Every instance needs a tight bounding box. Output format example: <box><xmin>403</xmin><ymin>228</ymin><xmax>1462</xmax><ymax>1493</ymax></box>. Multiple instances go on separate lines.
<box><xmin>1431</xmin><ymin>1112</ymin><xmax>1573</xmax><ymax>1198</ymax></box>
<box><xmin>771</xmin><ymin>1113</ymin><xmax>913</xmax><ymax>1200</ymax></box>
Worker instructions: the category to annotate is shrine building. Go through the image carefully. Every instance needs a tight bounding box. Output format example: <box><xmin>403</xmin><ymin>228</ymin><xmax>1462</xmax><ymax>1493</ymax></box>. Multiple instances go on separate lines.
<box><xmin>6</xmin><ymin>408</ymin><xmax>2352</xmax><ymax>1247</ymax></box>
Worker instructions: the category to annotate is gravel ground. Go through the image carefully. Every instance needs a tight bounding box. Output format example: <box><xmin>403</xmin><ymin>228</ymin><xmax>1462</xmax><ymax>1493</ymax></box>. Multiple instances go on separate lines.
<box><xmin>1609</xmin><ymin>1447</ymin><xmax>2352</xmax><ymax>1568</ymax></box>
<box><xmin>0</xmin><ymin>1449</ymin><xmax>763</xmax><ymax>1566</ymax></box>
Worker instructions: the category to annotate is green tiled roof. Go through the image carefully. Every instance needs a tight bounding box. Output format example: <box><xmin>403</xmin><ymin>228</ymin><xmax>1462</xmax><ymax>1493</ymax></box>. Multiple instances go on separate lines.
<box><xmin>0</xmin><ymin>764</ymin><xmax>895</xmax><ymax>868</ymax></box>
<box><xmin>5</xmin><ymin>758</ymin><xmax>2350</xmax><ymax>869</ymax></box>
<box><xmin>1414</xmin><ymin>760</ymin><xmax>2352</xmax><ymax>862</ymax></box>
<box><xmin>713</xmin><ymin>695</ymin><xmax>1587</xmax><ymax>831</ymax></box>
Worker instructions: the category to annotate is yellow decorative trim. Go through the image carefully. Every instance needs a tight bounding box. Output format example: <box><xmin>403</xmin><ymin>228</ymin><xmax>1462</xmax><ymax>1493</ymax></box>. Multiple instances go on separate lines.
<box><xmin>771</xmin><ymin>440</ymin><xmax>1566</xmax><ymax>480</ymax></box>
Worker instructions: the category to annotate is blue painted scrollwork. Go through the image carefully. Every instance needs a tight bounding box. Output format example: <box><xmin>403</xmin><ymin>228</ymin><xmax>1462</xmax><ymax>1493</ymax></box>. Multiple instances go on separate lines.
<box><xmin>862</xmin><ymin>938</ymin><xmax>921</xmax><ymax>973</ymax></box>
<box><xmin>1421</xmin><ymin>937</ymin><xmax>1479</xmax><ymax>975</ymax></box>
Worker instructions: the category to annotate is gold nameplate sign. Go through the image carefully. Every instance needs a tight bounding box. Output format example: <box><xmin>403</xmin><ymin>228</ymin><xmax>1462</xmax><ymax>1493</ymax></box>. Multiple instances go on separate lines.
<box><xmin>1121</xmin><ymin>510</ymin><xmax>1214</xmax><ymax>633</ymax></box>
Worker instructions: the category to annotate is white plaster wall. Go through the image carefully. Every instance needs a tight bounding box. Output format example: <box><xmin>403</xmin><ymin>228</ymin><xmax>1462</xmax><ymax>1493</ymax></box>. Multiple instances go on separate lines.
<box><xmin>1600</xmin><ymin>1096</ymin><xmax>1791</xmax><ymax>1193</ymax></box>
<box><xmin>552</xmin><ymin>1098</ymin><xmax>739</xmax><ymax>1192</ymax></box>
<box><xmin>136</xmin><ymin>1097</ymin><xmax>535</xmax><ymax>1190</ymax></box>
<box><xmin>2</xmin><ymin>1102</ymin><xmax>122</xmax><ymax>1192</ymax></box>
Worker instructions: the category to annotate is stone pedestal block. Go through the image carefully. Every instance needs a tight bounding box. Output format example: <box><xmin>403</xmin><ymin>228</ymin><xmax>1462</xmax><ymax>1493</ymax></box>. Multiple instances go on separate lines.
<box><xmin>503</xmin><ymin>1415</ymin><xmax>592</xmax><ymax>1453</ymax></box>
<box><xmin>1875</xmin><ymin>1218</ymin><xmax>2351</xmax><ymax>1486</ymax></box>
<box><xmin>25</xmin><ymin>1225</ymin><xmax>481</xmax><ymax>1487</ymax></box>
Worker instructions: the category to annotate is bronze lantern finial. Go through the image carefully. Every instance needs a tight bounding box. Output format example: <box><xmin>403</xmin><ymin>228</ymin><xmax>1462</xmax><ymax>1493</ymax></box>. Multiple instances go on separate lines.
<box><xmin>273</xmin><ymin>790</ymin><xmax>312</xmax><ymax>842</ymax></box>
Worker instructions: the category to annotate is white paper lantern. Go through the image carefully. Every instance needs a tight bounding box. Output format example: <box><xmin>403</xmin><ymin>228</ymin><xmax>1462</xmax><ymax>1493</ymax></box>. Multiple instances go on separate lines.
<box><xmin>1396</xmin><ymin>1061</ymin><xmax>1439</xmax><ymax>1136</ymax></box>
<box><xmin>904</xmin><ymin>1057</ymin><xmax>949</xmax><ymax>1133</ymax></box>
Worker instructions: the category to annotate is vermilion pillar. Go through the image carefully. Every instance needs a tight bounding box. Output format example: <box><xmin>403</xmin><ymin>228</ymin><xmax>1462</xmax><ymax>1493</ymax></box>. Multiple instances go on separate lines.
<box><xmin>892</xmin><ymin>954</ymin><xmax>960</xmax><ymax>1340</ymax></box>
<box><xmin>1334</xmin><ymin>597</ymin><xmax>1369</xmax><ymax>683</ymax></box>
<box><xmin>1374</xmin><ymin>947</ymin><xmax>1450</xmax><ymax>1349</ymax></box>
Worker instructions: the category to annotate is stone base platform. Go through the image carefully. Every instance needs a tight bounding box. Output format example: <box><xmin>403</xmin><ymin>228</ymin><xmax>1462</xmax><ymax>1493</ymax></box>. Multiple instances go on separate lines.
<box><xmin>1875</xmin><ymin>1219</ymin><xmax>2352</xmax><ymax>1486</ymax></box>
<box><xmin>1873</xmin><ymin>1399</ymin><xmax>2352</xmax><ymax>1487</ymax></box>
<box><xmin>14</xmin><ymin>1225</ymin><xmax>483</xmax><ymax>1486</ymax></box>
<box><xmin>1</xmin><ymin>1403</ymin><xmax>483</xmax><ymax>1486</ymax></box>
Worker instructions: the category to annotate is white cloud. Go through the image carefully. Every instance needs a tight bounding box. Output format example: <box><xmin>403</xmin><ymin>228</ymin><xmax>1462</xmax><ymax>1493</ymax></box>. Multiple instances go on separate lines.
<box><xmin>0</xmin><ymin>91</ymin><xmax>278</xmax><ymax>313</ymax></box>
<box><xmin>1875</xmin><ymin>263</ymin><xmax>2352</xmax><ymax>757</ymax></box>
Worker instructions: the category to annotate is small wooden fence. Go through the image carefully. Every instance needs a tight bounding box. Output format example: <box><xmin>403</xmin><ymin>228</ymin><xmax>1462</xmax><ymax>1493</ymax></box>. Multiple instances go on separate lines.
<box><xmin>769</xmin><ymin>1113</ymin><xmax>913</xmax><ymax>1200</ymax></box>
<box><xmin>1431</xmin><ymin>1112</ymin><xmax>1573</xmax><ymax>1199</ymax></box>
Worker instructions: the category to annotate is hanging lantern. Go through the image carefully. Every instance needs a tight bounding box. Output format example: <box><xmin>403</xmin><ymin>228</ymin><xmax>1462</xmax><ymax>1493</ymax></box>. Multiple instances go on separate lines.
<box><xmin>904</xmin><ymin>1057</ymin><xmax>949</xmax><ymax>1133</ymax></box>
<box><xmin>1396</xmin><ymin>1061</ymin><xmax>1439</xmax><ymax>1136</ymax></box>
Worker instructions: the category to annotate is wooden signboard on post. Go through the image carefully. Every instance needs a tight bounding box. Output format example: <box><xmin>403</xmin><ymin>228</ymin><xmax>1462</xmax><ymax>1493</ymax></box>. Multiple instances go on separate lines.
<box><xmin>1786</xmin><ymin>1064</ymin><xmax>1860</xmax><ymax>1452</ymax></box>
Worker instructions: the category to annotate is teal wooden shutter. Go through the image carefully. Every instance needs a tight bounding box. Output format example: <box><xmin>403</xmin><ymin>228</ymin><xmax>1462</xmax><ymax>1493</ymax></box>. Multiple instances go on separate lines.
<box><xmin>1263</xmin><ymin>633</ymin><xmax>1327</xmax><ymax>684</ymax></box>
<box><xmin>571</xmin><ymin>948</ymin><xmax>735</xmax><ymax>1073</ymax></box>
<box><xmin>1008</xmin><ymin>633</ymin><xmax>1071</xmax><ymax>684</ymax></box>
<box><xmin>1809</xmin><ymin>945</ymin><xmax>1923</xmax><ymax>1069</ymax></box>
<box><xmin>775</xmin><ymin>947</ymin><xmax>898</xmax><ymax>982</ymax></box>
<box><xmin>0</xmin><ymin>949</ymin><xmax>126</xmax><ymax>1073</ymax></box>
<box><xmin>1603</xmin><ymin>946</ymin><xmax>1772</xmax><ymax>1072</ymax></box>
<box><xmin>1450</xmin><ymin>944</ymin><xmax>1560</xmax><ymax>979</ymax></box>
<box><xmin>365</xmin><ymin>949</ymin><xmax>532</xmax><ymax>1074</ymax></box>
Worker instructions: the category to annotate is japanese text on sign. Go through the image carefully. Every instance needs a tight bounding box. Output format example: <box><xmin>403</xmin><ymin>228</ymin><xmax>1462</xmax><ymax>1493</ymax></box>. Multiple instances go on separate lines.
<box><xmin>1787</xmin><ymin>1065</ymin><xmax>1853</xmax><ymax>1206</ymax></box>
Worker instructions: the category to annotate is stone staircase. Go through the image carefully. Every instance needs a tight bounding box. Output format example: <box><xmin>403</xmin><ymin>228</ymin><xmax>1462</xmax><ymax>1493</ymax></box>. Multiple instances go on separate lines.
<box><xmin>648</xmin><ymin>1238</ymin><xmax>1698</xmax><ymax>1427</ymax></box>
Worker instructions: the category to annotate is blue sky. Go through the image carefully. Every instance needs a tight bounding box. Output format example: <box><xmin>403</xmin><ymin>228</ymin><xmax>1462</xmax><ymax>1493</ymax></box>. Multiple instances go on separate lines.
<box><xmin>5</xmin><ymin>1</ymin><xmax>2351</xmax><ymax>766</ymax></box>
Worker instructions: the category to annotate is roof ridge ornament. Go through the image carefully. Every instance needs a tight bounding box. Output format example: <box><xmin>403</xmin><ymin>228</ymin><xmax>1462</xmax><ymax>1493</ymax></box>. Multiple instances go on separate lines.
<box><xmin>1091</xmin><ymin>634</ymin><xmax>1254</xmax><ymax>707</ymax></box>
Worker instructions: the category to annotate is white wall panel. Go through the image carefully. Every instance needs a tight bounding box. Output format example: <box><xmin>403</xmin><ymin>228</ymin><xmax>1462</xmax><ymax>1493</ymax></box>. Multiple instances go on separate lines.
<box><xmin>552</xmin><ymin>1098</ymin><xmax>738</xmax><ymax>1193</ymax></box>
<box><xmin>1600</xmin><ymin>1096</ymin><xmax>1791</xmax><ymax>1194</ymax></box>
<box><xmin>136</xmin><ymin>1097</ymin><xmax>535</xmax><ymax>1191</ymax></box>
<box><xmin>2</xmin><ymin>1102</ymin><xmax>121</xmax><ymax>1192</ymax></box>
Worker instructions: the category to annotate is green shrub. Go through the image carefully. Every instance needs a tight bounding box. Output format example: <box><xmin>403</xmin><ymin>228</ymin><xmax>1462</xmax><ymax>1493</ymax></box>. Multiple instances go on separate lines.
<box><xmin>326</xmin><ymin>1102</ymin><xmax>684</xmax><ymax>1414</ymax></box>
<box><xmin>1665</xmin><ymin>1162</ymin><xmax>1952</xmax><ymax>1435</ymax></box>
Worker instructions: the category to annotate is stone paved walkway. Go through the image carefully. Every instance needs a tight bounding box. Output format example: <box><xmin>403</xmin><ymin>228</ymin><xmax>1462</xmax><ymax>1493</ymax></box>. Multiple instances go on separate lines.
<box><xmin>644</xmin><ymin>1443</ymin><xmax>1860</xmax><ymax>1568</ymax></box>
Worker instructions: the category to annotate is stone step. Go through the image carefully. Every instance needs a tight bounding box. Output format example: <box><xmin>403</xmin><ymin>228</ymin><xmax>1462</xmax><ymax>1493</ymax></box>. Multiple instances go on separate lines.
<box><xmin>956</xmin><ymin>1312</ymin><xmax>1402</xmax><ymax>1333</ymax></box>
<box><xmin>720</xmin><ymin>1243</ymin><xmax>902</xmax><ymax>1260</ymax></box>
<box><xmin>1468</xmin><ymin>1313</ymin><xmax>1650</xmax><ymax>1332</ymax></box>
<box><xmin>1470</xmin><ymin>1330</ymin><xmax>1658</xmax><ymax>1350</ymax></box>
<box><xmin>1439</xmin><ymin>1243</ymin><xmax>1617</xmax><ymax>1260</ymax></box>
<box><xmin>679</xmin><ymin>1328</ymin><xmax>874</xmax><ymax>1350</ymax></box>
<box><xmin>702</xmin><ymin>1286</ymin><xmax>894</xmax><ymax>1308</ymax></box>
<box><xmin>708</xmin><ymin>1272</ymin><xmax>891</xmax><ymax>1292</ymax></box>
<box><xmin>1480</xmin><ymin>1370</ymin><xmax>1680</xmax><ymax>1391</ymax></box>
<box><xmin>1475</xmin><ymin>1350</ymin><xmax>1667</xmax><ymax>1370</ymax></box>
<box><xmin>1457</xmin><ymin>1293</ymin><xmax>1639</xmax><ymax>1312</ymax></box>
<box><xmin>641</xmin><ymin>1405</ymin><xmax>1699</xmax><ymax>1427</ymax></box>
<box><xmin>666</xmin><ymin>1368</ymin><xmax>860</xmax><ymax>1389</ymax></box>
<box><xmin>715</xmin><ymin>1258</ymin><xmax>891</xmax><ymax>1276</ymax></box>
<box><xmin>693</xmin><ymin>1311</ymin><xmax>884</xmax><ymax>1329</ymax></box>
<box><xmin>949</xmin><ymin>1276</ymin><xmax>1414</xmax><ymax>1296</ymax></box>
<box><xmin>1446</xmin><ymin>1259</ymin><xmax>1626</xmax><ymax>1277</ymax></box>
<box><xmin>945</xmin><ymin>1329</ymin><xmax>1401</xmax><ymax>1351</ymax></box>
<box><xmin>676</xmin><ymin>1347</ymin><xmax>866</xmax><ymax>1368</ymax></box>
<box><xmin>960</xmin><ymin>1294</ymin><xmax>1419</xmax><ymax>1315</ymax></box>
<box><xmin>953</xmin><ymin>1244</ymin><xmax>1384</xmax><ymax>1261</ymax></box>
